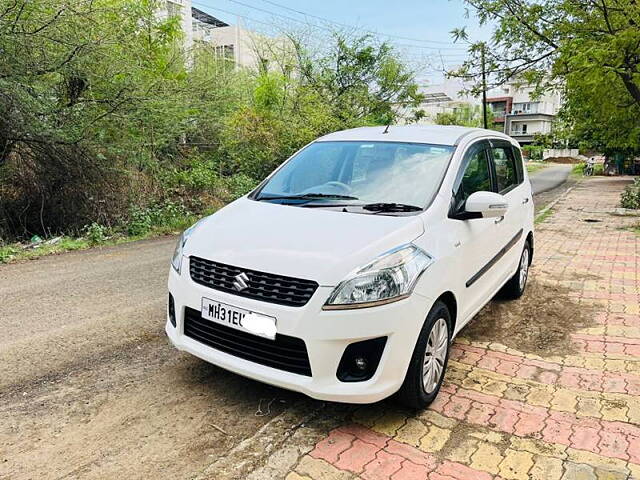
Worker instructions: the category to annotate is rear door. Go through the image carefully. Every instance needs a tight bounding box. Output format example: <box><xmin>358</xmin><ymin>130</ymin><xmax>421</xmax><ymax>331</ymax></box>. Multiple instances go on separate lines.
<box><xmin>488</xmin><ymin>139</ymin><xmax>529</xmax><ymax>283</ymax></box>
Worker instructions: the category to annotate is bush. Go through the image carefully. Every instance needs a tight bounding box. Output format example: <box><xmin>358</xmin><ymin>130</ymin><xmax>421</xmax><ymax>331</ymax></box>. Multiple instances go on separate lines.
<box><xmin>223</xmin><ymin>174</ymin><xmax>259</xmax><ymax>200</ymax></box>
<box><xmin>84</xmin><ymin>222</ymin><xmax>110</xmax><ymax>245</ymax></box>
<box><xmin>0</xmin><ymin>143</ymin><xmax>128</xmax><ymax>239</ymax></box>
<box><xmin>167</xmin><ymin>156</ymin><xmax>222</xmax><ymax>192</ymax></box>
<box><xmin>621</xmin><ymin>178</ymin><xmax>640</xmax><ymax>209</ymax></box>
<box><xmin>522</xmin><ymin>145</ymin><xmax>544</xmax><ymax>161</ymax></box>
<box><xmin>0</xmin><ymin>245</ymin><xmax>19</xmax><ymax>263</ymax></box>
<box><xmin>572</xmin><ymin>162</ymin><xmax>604</xmax><ymax>176</ymax></box>
<box><xmin>127</xmin><ymin>202</ymin><xmax>191</xmax><ymax>236</ymax></box>
<box><xmin>163</xmin><ymin>156</ymin><xmax>259</xmax><ymax>204</ymax></box>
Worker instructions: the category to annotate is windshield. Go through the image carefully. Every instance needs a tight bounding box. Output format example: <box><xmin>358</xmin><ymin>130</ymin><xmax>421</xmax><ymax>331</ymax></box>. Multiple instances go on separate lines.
<box><xmin>254</xmin><ymin>141</ymin><xmax>455</xmax><ymax>208</ymax></box>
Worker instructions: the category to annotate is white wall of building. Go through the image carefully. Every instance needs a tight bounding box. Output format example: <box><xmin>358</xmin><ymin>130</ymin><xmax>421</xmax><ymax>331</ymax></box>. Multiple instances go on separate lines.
<box><xmin>206</xmin><ymin>25</ymin><xmax>263</xmax><ymax>70</ymax></box>
<box><xmin>412</xmin><ymin>78</ymin><xmax>479</xmax><ymax>124</ymax></box>
<box><xmin>160</xmin><ymin>1</ymin><xmax>278</xmax><ymax>70</ymax></box>
<box><xmin>161</xmin><ymin>0</ymin><xmax>193</xmax><ymax>51</ymax></box>
<box><xmin>510</xmin><ymin>85</ymin><xmax>561</xmax><ymax>116</ymax></box>
<box><xmin>508</xmin><ymin>118</ymin><xmax>552</xmax><ymax>136</ymax></box>
<box><xmin>490</xmin><ymin>80</ymin><xmax>562</xmax><ymax>143</ymax></box>
<box><xmin>489</xmin><ymin>82</ymin><xmax>561</xmax><ymax>116</ymax></box>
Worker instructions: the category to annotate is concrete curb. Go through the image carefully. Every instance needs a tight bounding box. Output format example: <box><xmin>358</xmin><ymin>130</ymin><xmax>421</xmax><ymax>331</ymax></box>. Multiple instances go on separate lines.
<box><xmin>535</xmin><ymin>185</ymin><xmax>575</xmax><ymax>223</ymax></box>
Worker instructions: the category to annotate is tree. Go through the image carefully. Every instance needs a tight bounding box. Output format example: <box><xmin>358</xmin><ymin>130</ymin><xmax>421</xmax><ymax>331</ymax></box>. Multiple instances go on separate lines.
<box><xmin>0</xmin><ymin>0</ymin><xmax>194</xmax><ymax>236</ymax></box>
<box><xmin>435</xmin><ymin>104</ymin><xmax>495</xmax><ymax>128</ymax></box>
<box><xmin>290</xmin><ymin>32</ymin><xmax>424</xmax><ymax>125</ymax></box>
<box><xmin>450</xmin><ymin>0</ymin><xmax>640</xmax><ymax>150</ymax></box>
<box><xmin>0</xmin><ymin>1</ymin><xmax>424</xmax><ymax>239</ymax></box>
<box><xmin>218</xmin><ymin>32</ymin><xmax>425</xmax><ymax>179</ymax></box>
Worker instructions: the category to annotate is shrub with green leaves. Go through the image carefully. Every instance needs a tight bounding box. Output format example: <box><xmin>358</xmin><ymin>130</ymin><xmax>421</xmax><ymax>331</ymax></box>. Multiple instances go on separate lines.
<box><xmin>84</xmin><ymin>223</ymin><xmax>110</xmax><ymax>245</ymax></box>
<box><xmin>0</xmin><ymin>245</ymin><xmax>19</xmax><ymax>264</ymax></box>
<box><xmin>522</xmin><ymin>145</ymin><xmax>544</xmax><ymax>161</ymax></box>
<box><xmin>127</xmin><ymin>202</ymin><xmax>191</xmax><ymax>236</ymax></box>
<box><xmin>621</xmin><ymin>178</ymin><xmax>640</xmax><ymax>209</ymax></box>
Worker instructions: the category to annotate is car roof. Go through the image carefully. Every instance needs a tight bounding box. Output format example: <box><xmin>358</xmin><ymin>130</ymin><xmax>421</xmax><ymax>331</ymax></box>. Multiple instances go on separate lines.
<box><xmin>316</xmin><ymin>125</ymin><xmax>514</xmax><ymax>147</ymax></box>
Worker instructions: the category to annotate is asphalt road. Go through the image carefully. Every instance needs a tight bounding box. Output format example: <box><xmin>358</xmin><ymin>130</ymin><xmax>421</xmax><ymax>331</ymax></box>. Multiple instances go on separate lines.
<box><xmin>529</xmin><ymin>163</ymin><xmax>573</xmax><ymax>195</ymax></box>
<box><xmin>0</xmin><ymin>165</ymin><xmax>571</xmax><ymax>479</ymax></box>
<box><xmin>0</xmin><ymin>238</ymin><xmax>318</xmax><ymax>479</ymax></box>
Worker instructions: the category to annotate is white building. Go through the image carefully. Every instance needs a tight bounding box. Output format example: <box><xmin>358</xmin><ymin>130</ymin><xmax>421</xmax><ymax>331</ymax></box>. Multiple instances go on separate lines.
<box><xmin>487</xmin><ymin>82</ymin><xmax>562</xmax><ymax>145</ymax></box>
<box><xmin>162</xmin><ymin>0</ymin><xmax>283</xmax><ymax>70</ymax></box>
<box><xmin>161</xmin><ymin>0</ymin><xmax>193</xmax><ymax>51</ymax></box>
<box><xmin>411</xmin><ymin>78</ymin><xmax>479</xmax><ymax>124</ymax></box>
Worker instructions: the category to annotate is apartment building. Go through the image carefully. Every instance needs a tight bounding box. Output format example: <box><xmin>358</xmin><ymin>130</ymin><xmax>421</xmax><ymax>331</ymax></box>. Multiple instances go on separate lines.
<box><xmin>487</xmin><ymin>82</ymin><xmax>562</xmax><ymax>145</ymax></box>
<box><xmin>162</xmin><ymin>0</ymin><xmax>276</xmax><ymax>70</ymax></box>
<box><xmin>411</xmin><ymin>78</ymin><xmax>480</xmax><ymax>124</ymax></box>
<box><xmin>161</xmin><ymin>0</ymin><xmax>193</xmax><ymax>51</ymax></box>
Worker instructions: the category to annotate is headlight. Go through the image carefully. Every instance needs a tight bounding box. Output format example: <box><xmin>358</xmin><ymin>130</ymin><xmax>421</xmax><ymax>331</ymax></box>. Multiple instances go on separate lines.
<box><xmin>324</xmin><ymin>245</ymin><xmax>434</xmax><ymax>310</ymax></box>
<box><xmin>171</xmin><ymin>224</ymin><xmax>197</xmax><ymax>274</ymax></box>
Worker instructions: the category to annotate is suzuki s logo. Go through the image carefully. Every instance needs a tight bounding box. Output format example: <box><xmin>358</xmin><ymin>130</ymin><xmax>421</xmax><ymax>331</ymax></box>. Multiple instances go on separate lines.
<box><xmin>233</xmin><ymin>272</ymin><xmax>250</xmax><ymax>292</ymax></box>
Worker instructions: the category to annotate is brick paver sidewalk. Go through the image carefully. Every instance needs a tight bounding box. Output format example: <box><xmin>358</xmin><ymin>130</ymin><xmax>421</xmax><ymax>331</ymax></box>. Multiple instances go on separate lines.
<box><xmin>288</xmin><ymin>177</ymin><xmax>640</xmax><ymax>480</ymax></box>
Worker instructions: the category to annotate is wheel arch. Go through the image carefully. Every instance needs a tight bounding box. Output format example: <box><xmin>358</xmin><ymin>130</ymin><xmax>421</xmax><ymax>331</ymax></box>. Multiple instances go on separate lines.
<box><xmin>526</xmin><ymin>231</ymin><xmax>534</xmax><ymax>264</ymax></box>
<box><xmin>435</xmin><ymin>291</ymin><xmax>457</xmax><ymax>337</ymax></box>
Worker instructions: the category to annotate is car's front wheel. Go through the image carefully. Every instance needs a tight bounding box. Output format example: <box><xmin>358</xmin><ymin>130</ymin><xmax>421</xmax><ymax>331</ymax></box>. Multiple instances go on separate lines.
<box><xmin>397</xmin><ymin>300</ymin><xmax>451</xmax><ymax>409</ymax></box>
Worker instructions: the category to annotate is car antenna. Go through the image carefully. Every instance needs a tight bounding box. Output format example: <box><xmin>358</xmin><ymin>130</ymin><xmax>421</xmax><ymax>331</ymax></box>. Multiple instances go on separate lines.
<box><xmin>383</xmin><ymin>122</ymin><xmax>391</xmax><ymax>134</ymax></box>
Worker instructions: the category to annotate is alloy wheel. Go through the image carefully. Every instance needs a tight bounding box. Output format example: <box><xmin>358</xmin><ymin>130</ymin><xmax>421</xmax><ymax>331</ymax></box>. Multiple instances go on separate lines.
<box><xmin>519</xmin><ymin>248</ymin><xmax>529</xmax><ymax>291</ymax></box>
<box><xmin>423</xmin><ymin>318</ymin><xmax>448</xmax><ymax>394</ymax></box>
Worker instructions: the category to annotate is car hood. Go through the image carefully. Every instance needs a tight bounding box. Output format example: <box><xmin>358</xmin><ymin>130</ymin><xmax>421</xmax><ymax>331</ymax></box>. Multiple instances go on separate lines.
<box><xmin>184</xmin><ymin>197</ymin><xmax>425</xmax><ymax>286</ymax></box>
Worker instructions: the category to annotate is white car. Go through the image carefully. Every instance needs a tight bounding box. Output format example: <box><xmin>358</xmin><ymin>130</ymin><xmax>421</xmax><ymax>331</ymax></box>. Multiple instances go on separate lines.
<box><xmin>166</xmin><ymin>125</ymin><xmax>534</xmax><ymax>408</ymax></box>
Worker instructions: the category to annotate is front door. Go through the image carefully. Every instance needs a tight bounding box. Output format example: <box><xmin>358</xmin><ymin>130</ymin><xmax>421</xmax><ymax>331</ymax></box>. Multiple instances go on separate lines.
<box><xmin>488</xmin><ymin>140</ymin><xmax>529</xmax><ymax>284</ymax></box>
<box><xmin>446</xmin><ymin>140</ymin><xmax>501</xmax><ymax>325</ymax></box>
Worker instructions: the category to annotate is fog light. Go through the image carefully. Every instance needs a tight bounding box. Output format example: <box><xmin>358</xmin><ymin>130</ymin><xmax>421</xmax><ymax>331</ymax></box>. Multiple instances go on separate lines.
<box><xmin>337</xmin><ymin>337</ymin><xmax>387</xmax><ymax>382</ymax></box>
<box><xmin>168</xmin><ymin>293</ymin><xmax>176</xmax><ymax>327</ymax></box>
<box><xmin>354</xmin><ymin>357</ymin><xmax>367</xmax><ymax>371</ymax></box>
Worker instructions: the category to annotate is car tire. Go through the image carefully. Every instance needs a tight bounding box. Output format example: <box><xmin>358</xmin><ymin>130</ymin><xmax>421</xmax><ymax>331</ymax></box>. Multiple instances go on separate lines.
<box><xmin>397</xmin><ymin>300</ymin><xmax>451</xmax><ymax>409</ymax></box>
<box><xmin>499</xmin><ymin>240</ymin><xmax>531</xmax><ymax>300</ymax></box>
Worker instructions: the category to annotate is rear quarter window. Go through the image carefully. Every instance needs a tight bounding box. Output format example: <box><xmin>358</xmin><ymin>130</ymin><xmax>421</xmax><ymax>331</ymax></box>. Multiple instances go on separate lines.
<box><xmin>512</xmin><ymin>146</ymin><xmax>525</xmax><ymax>183</ymax></box>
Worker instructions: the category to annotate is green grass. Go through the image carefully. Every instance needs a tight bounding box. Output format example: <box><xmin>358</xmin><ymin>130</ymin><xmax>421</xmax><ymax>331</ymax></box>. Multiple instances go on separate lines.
<box><xmin>571</xmin><ymin>162</ymin><xmax>585</xmax><ymax>175</ymax></box>
<box><xmin>0</xmin><ymin>211</ymin><xmax>205</xmax><ymax>264</ymax></box>
<box><xmin>1</xmin><ymin>237</ymin><xmax>94</xmax><ymax>264</ymax></box>
<box><xmin>535</xmin><ymin>207</ymin><xmax>555</xmax><ymax>224</ymax></box>
<box><xmin>571</xmin><ymin>162</ymin><xmax>605</xmax><ymax>177</ymax></box>
<box><xmin>526</xmin><ymin>162</ymin><xmax>548</xmax><ymax>174</ymax></box>
<box><xmin>629</xmin><ymin>224</ymin><xmax>640</xmax><ymax>235</ymax></box>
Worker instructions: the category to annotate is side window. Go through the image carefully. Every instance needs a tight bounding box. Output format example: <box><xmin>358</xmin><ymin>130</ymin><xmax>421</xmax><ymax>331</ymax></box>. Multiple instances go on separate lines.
<box><xmin>453</xmin><ymin>145</ymin><xmax>492</xmax><ymax>211</ymax></box>
<box><xmin>512</xmin><ymin>147</ymin><xmax>525</xmax><ymax>183</ymax></box>
<box><xmin>492</xmin><ymin>146</ymin><xmax>519</xmax><ymax>193</ymax></box>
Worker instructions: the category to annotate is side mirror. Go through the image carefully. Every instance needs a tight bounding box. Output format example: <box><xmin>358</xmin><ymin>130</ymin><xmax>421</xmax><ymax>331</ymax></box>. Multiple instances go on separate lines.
<box><xmin>465</xmin><ymin>191</ymin><xmax>508</xmax><ymax>218</ymax></box>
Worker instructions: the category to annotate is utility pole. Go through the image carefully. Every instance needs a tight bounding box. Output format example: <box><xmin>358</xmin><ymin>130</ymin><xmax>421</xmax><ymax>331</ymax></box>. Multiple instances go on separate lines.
<box><xmin>481</xmin><ymin>42</ymin><xmax>488</xmax><ymax>130</ymax></box>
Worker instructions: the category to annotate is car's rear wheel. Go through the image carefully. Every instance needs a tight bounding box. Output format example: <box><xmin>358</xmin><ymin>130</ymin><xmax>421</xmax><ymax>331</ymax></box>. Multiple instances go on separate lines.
<box><xmin>397</xmin><ymin>300</ymin><xmax>451</xmax><ymax>409</ymax></box>
<box><xmin>500</xmin><ymin>240</ymin><xmax>531</xmax><ymax>299</ymax></box>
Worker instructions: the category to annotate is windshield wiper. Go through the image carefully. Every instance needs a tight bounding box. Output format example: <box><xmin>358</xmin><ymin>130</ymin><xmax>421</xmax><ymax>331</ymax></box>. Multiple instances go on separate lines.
<box><xmin>256</xmin><ymin>193</ymin><xmax>359</xmax><ymax>201</ymax></box>
<box><xmin>361</xmin><ymin>202</ymin><xmax>423</xmax><ymax>213</ymax></box>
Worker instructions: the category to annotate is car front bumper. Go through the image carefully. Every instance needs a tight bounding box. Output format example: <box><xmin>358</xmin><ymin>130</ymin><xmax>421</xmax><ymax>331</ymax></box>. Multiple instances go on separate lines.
<box><xmin>166</xmin><ymin>263</ymin><xmax>432</xmax><ymax>404</ymax></box>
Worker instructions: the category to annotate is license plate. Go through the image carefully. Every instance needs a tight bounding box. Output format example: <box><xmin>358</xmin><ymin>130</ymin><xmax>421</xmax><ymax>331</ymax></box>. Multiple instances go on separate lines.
<box><xmin>201</xmin><ymin>298</ymin><xmax>277</xmax><ymax>340</ymax></box>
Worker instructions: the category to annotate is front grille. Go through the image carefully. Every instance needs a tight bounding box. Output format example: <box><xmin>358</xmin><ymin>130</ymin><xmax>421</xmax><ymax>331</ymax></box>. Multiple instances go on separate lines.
<box><xmin>183</xmin><ymin>307</ymin><xmax>312</xmax><ymax>376</ymax></box>
<box><xmin>190</xmin><ymin>256</ymin><xmax>319</xmax><ymax>307</ymax></box>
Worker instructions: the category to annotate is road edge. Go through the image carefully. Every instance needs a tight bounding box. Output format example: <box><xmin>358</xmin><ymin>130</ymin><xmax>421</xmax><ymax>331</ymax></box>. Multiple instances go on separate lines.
<box><xmin>193</xmin><ymin>399</ymin><xmax>353</xmax><ymax>480</ymax></box>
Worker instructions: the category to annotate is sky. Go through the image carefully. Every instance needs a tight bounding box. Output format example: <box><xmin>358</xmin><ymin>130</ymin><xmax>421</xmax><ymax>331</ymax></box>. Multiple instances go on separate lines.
<box><xmin>191</xmin><ymin>0</ymin><xmax>492</xmax><ymax>84</ymax></box>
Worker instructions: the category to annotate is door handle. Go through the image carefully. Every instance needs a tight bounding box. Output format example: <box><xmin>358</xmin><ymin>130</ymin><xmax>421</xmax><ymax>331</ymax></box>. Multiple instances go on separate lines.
<box><xmin>522</xmin><ymin>198</ymin><xmax>530</xmax><ymax>204</ymax></box>
<box><xmin>495</xmin><ymin>216</ymin><xmax>505</xmax><ymax>224</ymax></box>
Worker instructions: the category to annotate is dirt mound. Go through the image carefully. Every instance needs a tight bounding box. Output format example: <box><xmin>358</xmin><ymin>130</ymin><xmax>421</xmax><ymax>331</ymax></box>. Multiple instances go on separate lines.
<box><xmin>459</xmin><ymin>277</ymin><xmax>597</xmax><ymax>356</ymax></box>
<box><xmin>544</xmin><ymin>157</ymin><xmax>582</xmax><ymax>164</ymax></box>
